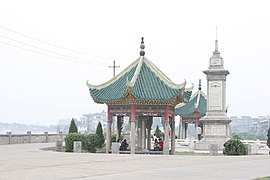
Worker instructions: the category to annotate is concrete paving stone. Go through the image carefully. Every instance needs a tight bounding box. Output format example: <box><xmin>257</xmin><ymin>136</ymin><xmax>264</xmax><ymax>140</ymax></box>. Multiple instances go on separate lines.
<box><xmin>0</xmin><ymin>143</ymin><xmax>269</xmax><ymax>180</ymax></box>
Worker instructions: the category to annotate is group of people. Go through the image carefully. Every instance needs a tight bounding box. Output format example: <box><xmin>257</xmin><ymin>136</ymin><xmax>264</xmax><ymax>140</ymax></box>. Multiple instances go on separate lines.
<box><xmin>117</xmin><ymin>134</ymin><xmax>164</xmax><ymax>152</ymax></box>
<box><xmin>153</xmin><ymin>134</ymin><xmax>164</xmax><ymax>151</ymax></box>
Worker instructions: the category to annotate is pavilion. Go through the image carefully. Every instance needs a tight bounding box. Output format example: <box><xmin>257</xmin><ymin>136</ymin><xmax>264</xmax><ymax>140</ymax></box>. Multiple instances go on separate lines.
<box><xmin>87</xmin><ymin>38</ymin><xmax>192</xmax><ymax>155</ymax></box>
<box><xmin>175</xmin><ymin>80</ymin><xmax>207</xmax><ymax>139</ymax></box>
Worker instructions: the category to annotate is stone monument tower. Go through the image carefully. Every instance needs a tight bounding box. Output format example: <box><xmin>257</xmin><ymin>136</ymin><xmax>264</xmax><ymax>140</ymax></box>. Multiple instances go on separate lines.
<box><xmin>195</xmin><ymin>37</ymin><xmax>231</xmax><ymax>151</ymax></box>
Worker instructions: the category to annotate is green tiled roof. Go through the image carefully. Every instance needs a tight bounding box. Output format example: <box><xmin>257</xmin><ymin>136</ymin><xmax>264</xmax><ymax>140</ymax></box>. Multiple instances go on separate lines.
<box><xmin>175</xmin><ymin>90</ymin><xmax>207</xmax><ymax>116</ymax></box>
<box><xmin>184</xmin><ymin>88</ymin><xmax>193</xmax><ymax>103</ymax></box>
<box><xmin>89</xmin><ymin>63</ymin><xmax>138</xmax><ymax>101</ymax></box>
<box><xmin>87</xmin><ymin>56</ymin><xmax>191</xmax><ymax>104</ymax></box>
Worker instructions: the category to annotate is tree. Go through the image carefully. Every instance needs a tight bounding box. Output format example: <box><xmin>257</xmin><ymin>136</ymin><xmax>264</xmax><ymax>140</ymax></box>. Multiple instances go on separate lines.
<box><xmin>68</xmin><ymin>118</ymin><xmax>78</xmax><ymax>134</ymax></box>
<box><xmin>155</xmin><ymin>125</ymin><xmax>161</xmax><ymax>138</ymax></box>
<box><xmin>96</xmin><ymin>122</ymin><xmax>105</xmax><ymax>148</ymax></box>
<box><xmin>117</xmin><ymin>116</ymin><xmax>124</xmax><ymax>140</ymax></box>
<box><xmin>267</xmin><ymin>127</ymin><xmax>270</xmax><ymax>149</ymax></box>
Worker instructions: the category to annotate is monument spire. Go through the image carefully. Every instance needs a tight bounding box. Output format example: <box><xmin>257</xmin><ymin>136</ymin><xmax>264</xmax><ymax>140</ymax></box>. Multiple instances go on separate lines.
<box><xmin>209</xmin><ymin>27</ymin><xmax>224</xmax><ymax>68</ymax></box>
<box><xmin>215</xmin><ymin>26</ymin><xmax>218</xmax><ymax>52</ymax></box>
<box><xmin>195</xmin><ymin>31</ymin><xmax>231</xmax><ymax>152</ymax></box>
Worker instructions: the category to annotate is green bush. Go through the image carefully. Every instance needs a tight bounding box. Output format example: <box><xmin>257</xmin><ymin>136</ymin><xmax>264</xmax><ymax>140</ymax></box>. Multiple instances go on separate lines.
<box><xmin>111</xmin><ymin>134</ymin><xmax>117</xmax><ymax>142</ymax></box>
<box><xmin>64</xmin><ymin>133</ymin><xmax>101</xmax><ymax>153</ymax></box>
<box><xmin>267</xmin><ymin>128</ymin><xmax>270</xmax><ymax>149</ymax></box>
<box><xmin>86</xmin><ymin>134</ymin><xmax>100</xmax><ymax>153</ymax></box>
<box><xmin>64</xmin><ymin>133</ymin><xmax>87</xmax><ymax>152</ymax></box>
<box><xmin>223</xmin><ymin>138</ymin><xmax>246</xmax><ymax>155</ymax></box>
<box><xmin>110</xmin><ymin>133</ymin><xmax>124</xmax><ymax>143</ymax></box>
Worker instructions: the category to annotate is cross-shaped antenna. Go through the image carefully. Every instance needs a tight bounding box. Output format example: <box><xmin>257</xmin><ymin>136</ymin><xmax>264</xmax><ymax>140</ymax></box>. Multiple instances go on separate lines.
<box><xmin>109</xmin><ymin>60</ymin><xmax>120</xmax><ymax>77</ymax></box>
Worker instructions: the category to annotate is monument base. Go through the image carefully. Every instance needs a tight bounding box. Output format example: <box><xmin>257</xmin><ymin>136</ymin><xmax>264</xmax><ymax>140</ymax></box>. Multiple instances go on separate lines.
<box><xmin>195</xmin><ymin>136</ymin><xmax>229</xmax><ymax>151</ymax></box>
<box><xmin>195</xmin><ymin>113</ymin><xmax>231</xmax><ymax>151</ymax></box>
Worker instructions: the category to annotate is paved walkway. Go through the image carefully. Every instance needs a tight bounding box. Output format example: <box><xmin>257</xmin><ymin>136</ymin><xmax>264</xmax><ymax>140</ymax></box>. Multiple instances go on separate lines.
<box><xmin>0</xmin><ymin>143</ymin><xmax>269</xmax><ymax>180</ymax></box>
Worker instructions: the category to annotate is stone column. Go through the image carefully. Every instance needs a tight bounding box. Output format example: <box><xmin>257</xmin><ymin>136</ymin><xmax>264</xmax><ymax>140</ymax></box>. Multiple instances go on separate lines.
<box><xmin>147</xmin><ymin>117</ymin><xmax>152</xmax><ymax>150</ymax></box>
<box><xmin>59</xmin><ymin>131</ymin><xmax>63</xmax><ymax>141</ymax></box>
<box><xmin>73</xmin><ymin>141</ymin><xmax>82</xmax><ymax>153</ymax></box>
<box><xmin>184</xmin><ymin>122</ymin><xmax>188</xmax><ymax>139</ymax></box>
<box><xmin>130</xmin><ymin>104</ymin><xmax>136</xmax><ymax>154</ymax></box>
<box><xmin>171</xmin><ymin>115</ymin><xmax>175</xmax><ymax>155</ymax></box>
<box><xmin>106</xmin><ymin>105</ymin><xmax>111</xmax><ymax>154</ymax></box>
<box><xmin>179</xmin><ymin>116</ymin><xmax>183</xmax><ymax>139</ymax></box>
<box><xmin>137</xmin><ymin>119</ymin><xmax>142</xmax><ymax>150</ymax></box>
<box><xmin>142</xmin><ymin>120</ymin><xmax>146</xmax><ymax>149</ymax></box>
<box><xmin>44</xmin><ymin>132</ymin><xmax>48</xmax><ymax>143</ymax></box>
<box><xmin>7</xmin><ymin>132</ymin><xmax>12</xmax><ymax>144</ymax></box>
<box><xmin>112</xmin><ymin>116</ymin><xmax>115</xmax><ymax>135</ymax></box>
<box><xmin>55</xmin><ymin>140</ymin><xmax>63</xmax><ymax>152</ymax></box>
<box><xmin>163</xmin><ymin>105</ymin><xmax>170</xmax><ymax>155</ymax></box>
<box><xmin>27</xmin><ymin>131</ymin><xmax>31</xmax><ymax>143</ymax></box>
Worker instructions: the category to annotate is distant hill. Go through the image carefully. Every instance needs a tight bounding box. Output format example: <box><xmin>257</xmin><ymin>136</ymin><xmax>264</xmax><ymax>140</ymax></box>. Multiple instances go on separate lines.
<box><xmin>0</xmin><ymin>122</ymin><xmax>59</xmax><ymax>134</ymax></box>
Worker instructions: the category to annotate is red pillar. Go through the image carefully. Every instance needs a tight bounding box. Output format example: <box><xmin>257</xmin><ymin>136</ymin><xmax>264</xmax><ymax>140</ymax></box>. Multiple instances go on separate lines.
<box><xmin>165</xmin><ymin>104</ymin><xmax>169</xmax><ymax>122</ymax></box>
<box><xmin>106</xmin><ymin>105</ymin><xmax>111</xmax><ymax>153</ymax></box>
<box><xmin>195</xmin><ymin>111</ymin><xmax>199</xmax><ymax>128</ymax></box>
<box><xmin>131</xmin><ymin>104</ymin><xmax>136</xmax><ymax>122</ymax></box>
<box><xmin>107</xmin><ymin>105</ymin><xmax>111</xmax><ymax>121</ymax></box>
<box><xmin>171</xmin><ymin>109</ymin><xmax>175</xmax><ymax>155</ymax></box>
<box><xmin>130</xmin><ymin>104</ymin><xmax>136</xmax><ymax>154</ymax></box>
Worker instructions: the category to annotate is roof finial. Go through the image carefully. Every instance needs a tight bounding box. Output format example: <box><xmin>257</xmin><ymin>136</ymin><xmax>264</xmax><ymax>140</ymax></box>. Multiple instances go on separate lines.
<box><xmin>215</xmin><ymin>26</ymin><xmax>218</xmax><ymax>52</ymax></box>
<box><xmin>140</xmin><ymin>37</ymin><xmax>145</xmax><ymax>56</ymax></box>
<box><xmin>198</xmin><ymin>79</ymin><xmax>202</xmax><ymax>91</ymax></box>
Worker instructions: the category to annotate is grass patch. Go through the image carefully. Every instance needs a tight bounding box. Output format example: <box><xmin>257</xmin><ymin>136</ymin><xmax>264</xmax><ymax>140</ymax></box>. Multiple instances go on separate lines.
<box><xmin>254</xmin><ymin>177</ymin><xmax>270</xmax><ymax>180</ymax></box>
<box><xmin>95</xmin><ymin>145</ymin><xmax>106</xmax><ymax>153</ymax></box>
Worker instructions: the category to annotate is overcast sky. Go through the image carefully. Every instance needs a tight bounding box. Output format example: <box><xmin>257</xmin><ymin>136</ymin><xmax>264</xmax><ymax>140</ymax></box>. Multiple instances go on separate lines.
<box><xmin>0</xmin><ymin>0</ymin><xmax>270</xmax><ymax>125</ymax></box>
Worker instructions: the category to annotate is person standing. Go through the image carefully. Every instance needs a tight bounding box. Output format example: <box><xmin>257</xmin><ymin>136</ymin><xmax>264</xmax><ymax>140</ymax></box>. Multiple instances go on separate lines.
<box><xmin>197</xmin><ymin>126</ymin><xmax>202</xmax><ymax>141</ymax></box>
<box><xmin>158</xmin><ymin>138</ymin><xmax>164</xmax><ymax>151</ymax></box>
<box><xmin>119</xmin><ymin>139</ymin><xmax>128</xmax><ymax>151</ymax></box>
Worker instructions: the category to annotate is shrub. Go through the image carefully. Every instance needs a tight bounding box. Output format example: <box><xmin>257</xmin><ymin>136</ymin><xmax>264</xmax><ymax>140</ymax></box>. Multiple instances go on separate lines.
<box><xmin>223</xmin><ymin>138</ymin><xmax>246</xmax><ymax>155</ymax></box>
<box><xmin>64</xmin><ymin>133</ymin><xmax>100</xmax><ymax>153</ymax></box>
<box><xmin>64</xmin><ymin>133</ymin><xmax>87</xmax><ymax>152</ymax></box>
<box><xmin>86</xmin><ymin>134</ymin><xmax>100</xmax><ymax>153</ymax></box>
<box><xmin>111</xmin><ymin>134</ymin><xmax>117</xmax><ymax>142</ymax></box>
<box><xmin>267</xmin><ymin>128</ymin><xmax>270</xmax><ymax>149</ymax></box>
<box><xmin>68</xmin><ymin>118</ymin><xmax>78</xmax><ymax>134</ymax></box>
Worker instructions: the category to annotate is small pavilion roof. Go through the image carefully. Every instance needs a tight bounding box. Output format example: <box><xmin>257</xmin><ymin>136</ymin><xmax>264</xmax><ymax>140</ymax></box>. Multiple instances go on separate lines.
<box><xmin>87</xmin><ymin>56</ymin><xmax>192</xmax><ymax>105</ymax></box>
<box><xmin>175</xmin><ymin>86</ymin><xmax>207</xmax><ymax>116</ymax></box>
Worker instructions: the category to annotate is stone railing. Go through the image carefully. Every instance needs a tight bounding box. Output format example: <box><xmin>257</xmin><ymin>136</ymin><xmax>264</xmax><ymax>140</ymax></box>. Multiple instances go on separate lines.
<box><xmin>241</xmin><ymin>139</ymin><xmax>269</xmax><ymax>155</ymax></box>
<box><xmin>0</xmin><ymin>132</ymin><xmax>66</xmax><ymax>145</ymax></box>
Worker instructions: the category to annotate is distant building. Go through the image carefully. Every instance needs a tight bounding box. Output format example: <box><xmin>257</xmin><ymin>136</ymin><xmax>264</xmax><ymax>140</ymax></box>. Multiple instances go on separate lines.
<box><xmin>251</xmin><ymin>116</ymin><xmax>270</xmax><ymax>135</ymax></box>
<box><xmin>230</xmin><ymin>116</ymin><xmax>252</xmax><ymax>133</ymax></box>
<box><xmin>151</xmin><ymin>117</ymin><xmax>163</xmax><ymax>131</ymax></box>
<box><xmin>229</xmin><ymin>115</ymin><xmax>270</xmax><ymax>138</ymax></box>
<box><xmin>79</xmin><ymin>110</ymin><xmax>107</xmax><ymax>133</ymax></box>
